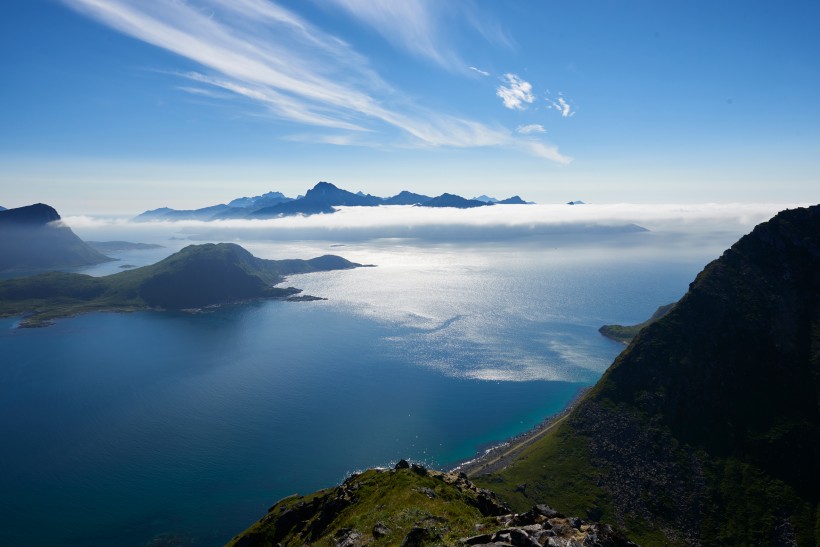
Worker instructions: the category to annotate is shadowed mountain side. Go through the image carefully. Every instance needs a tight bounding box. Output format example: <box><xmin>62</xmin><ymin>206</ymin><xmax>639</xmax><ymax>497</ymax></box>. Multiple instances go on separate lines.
<box><xmin>0</xmin><ymin>203</ymin><xmax>112</xmax><ymax>273</ymax></box>
<box><xmin>478</xmin><ymin>205</ymin><xmax>820</xmax><ymax>545</ymax></box>
<box><xmin>0</xmin><ymin>243</ymin><xmax>363</xmax><ymax>326</ymax></box>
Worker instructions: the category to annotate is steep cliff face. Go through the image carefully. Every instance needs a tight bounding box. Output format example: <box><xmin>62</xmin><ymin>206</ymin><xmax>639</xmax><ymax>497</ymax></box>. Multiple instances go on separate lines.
<box><xmin>482</xmin><ymin>205</ymin><xmax>820</xmax><ymax>545</ymax></box>
<box><xmin>0</xmin><ymin>203</ymin><xmax>112</xmax><ymax>272</ymax></box>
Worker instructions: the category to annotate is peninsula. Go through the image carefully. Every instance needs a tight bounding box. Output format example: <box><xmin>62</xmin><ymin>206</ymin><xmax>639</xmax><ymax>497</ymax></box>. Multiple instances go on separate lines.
<box><xmin>0</xmin><ymin>243</ymin><xmax>364</xmax><ymax>327</ymax></box>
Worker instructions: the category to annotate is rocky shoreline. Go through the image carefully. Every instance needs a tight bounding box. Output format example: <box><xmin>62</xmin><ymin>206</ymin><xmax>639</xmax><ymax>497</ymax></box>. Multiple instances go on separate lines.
<box><xmin>453</xmin><ymin>387</ymin><xmax>590</xmax><ymax>477</ymax></box>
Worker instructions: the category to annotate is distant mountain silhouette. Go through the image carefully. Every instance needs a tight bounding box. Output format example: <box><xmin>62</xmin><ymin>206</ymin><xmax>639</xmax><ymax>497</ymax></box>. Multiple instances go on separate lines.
<box><xmin>0</xmin><ymin>204</ymin><xmax>112</xmax><ymax>273</ymax></box>
<box><xmin>132</xmin><ymin>182</ymin><xmax>536</xmax><ymax>220</ymax></box>
<box><xmin>383</xmin><ymin>190</ymin><xmax>433</xmax><ymax>205</ymax></box>
<box><xmin>0</xmin><ymin>205</ymin><xmax>6</xmax><ymax>211</ymax></box>
<box><xmin>418</xmin><ymin>193</ymin><xmax>494</xmax><ymax>209</ymax></box>
<box><xmin>251</xmin><ymin>182</ymin><xmax>382</xmax><ymax>218</ymax></box>
<box><xmin>497</xmin><ymin>196</ymin><xmax>529</xmax><ymax>204</ymax></box>
<box><xmin>134</xmin><ymin>204</ymin><xmax>232</xmax><ymax>222</ymax></box>
<box><xmin>227</xmin><ymin>191</ymin><xmax>292</xmax><ymax>209</ymax></box>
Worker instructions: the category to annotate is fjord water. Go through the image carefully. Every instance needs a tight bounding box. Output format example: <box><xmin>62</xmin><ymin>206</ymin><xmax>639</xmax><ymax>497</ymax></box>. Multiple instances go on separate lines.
<box><xmin>0</xmin><ymin>231</ymin><xmax>728</xmax><ymax>545</ymax></box>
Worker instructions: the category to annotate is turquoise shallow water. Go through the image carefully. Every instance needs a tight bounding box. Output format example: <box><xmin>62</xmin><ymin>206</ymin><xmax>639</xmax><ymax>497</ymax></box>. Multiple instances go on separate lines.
<box><xmin>0</xmin><ymin>234</ymin><xmax>720</xmax><ymax>545</ymax></box>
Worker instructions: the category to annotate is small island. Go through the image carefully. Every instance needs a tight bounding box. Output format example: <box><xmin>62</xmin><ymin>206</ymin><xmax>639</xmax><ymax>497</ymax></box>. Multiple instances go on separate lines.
<box><xmin>598</xmin><ymin>302</ymin><xmax>675</xmax><ymax>344</ymax></box>
<box><xmin>0</xmin><ymin>243</ymin><xmax>365</xmax><ymax>327</ymax></box>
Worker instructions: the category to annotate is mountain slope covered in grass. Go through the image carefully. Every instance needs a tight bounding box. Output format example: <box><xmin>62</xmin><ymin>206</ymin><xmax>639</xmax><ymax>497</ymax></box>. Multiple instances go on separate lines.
<box><xmin>478</xmin><ymin>205</ymin><xmax>820</xmax><ymax>545</ymax></box>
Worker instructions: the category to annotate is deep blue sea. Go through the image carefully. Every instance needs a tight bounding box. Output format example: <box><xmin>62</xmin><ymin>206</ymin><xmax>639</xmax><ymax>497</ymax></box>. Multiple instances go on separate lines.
<box><xmin>0</xmin><ymin>229</ymin><xmax>736</xmax><ymax>545</ymax></box>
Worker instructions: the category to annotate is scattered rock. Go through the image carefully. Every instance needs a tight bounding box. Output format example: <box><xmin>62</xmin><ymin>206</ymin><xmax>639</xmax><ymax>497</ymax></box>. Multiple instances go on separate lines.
<box><xmin>459</xmin><ymin>511</ymin><xmax>638</xmax><ymax>547</ymax></box>
<box><xmin>411</xmin><ymin>463</ymin><xmax>428</xmax><ymax>476</ymax></box>
<box><xmin>333</xmin><ymin>527</ymin><xmax>363</xmax><ymax>547</ymax></box>
<box><xmin>372</xmin><ymin>522</ymin><xmax>391</xmax><ymax>538</ymax></box>
<box><xmin>417</xmin><ymin>487</ymin><xmax>437</xmax><ymax>499</ymax></box>
<box><xmin>395</xmin><ymin>459</ymin><xmax>411</xmax><ymax>470</ymax></box>
<box><xmin>401</xmin><ymin>526</ymin><xmax>441</xmax><ymax>546</ymax></box>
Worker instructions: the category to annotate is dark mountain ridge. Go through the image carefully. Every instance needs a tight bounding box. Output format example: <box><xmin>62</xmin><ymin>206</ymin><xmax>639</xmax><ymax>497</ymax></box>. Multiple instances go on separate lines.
<box><xmin>481</xmin><ymin>205</ymin><xmax>820</xmax><ymax>545</ymax></box>
<box><xmin>0</xmin><ymin>203</ymin><xmax>112</xmax><ymax>272</ymax></box>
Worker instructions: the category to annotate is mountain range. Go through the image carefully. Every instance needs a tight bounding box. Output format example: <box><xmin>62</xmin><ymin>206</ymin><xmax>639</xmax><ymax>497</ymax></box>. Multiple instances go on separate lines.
<box><xmin>134</xmin><ymin>182</ymin><xmax>532</xmax><ymax>221</ymax></box>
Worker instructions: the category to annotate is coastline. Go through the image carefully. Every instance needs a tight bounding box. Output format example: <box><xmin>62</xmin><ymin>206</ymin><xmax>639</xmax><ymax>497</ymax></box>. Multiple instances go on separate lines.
<box><xmin>452</xmin><ymin>385</ymin><xmax>590</xmax><ymax>477</ymax></box>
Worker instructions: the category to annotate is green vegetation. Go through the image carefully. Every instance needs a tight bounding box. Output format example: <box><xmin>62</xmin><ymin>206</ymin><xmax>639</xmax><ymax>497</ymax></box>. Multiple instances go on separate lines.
<box><xmin>0</xmin><ymin>243</ymin><xmax>361</xmax><ymax>327</ymax></box>
<box><xmin>476</xmin><ymin>205</ymin><xmax>820</xmax><ymax>545</ymax></box>
<box><xmin>475</xmin><ymin>420</ymin><xmax>610</xmax><ymax>518</ymax></box>
<box><xmin>228</xmin><ymin>466</ymin><xmax>508</xmax><ymax>546</ymax></box>
<box><xmin>598</xmin><ymin>302</ymin><xmax>675</xmax><ymax>343</ymax></box>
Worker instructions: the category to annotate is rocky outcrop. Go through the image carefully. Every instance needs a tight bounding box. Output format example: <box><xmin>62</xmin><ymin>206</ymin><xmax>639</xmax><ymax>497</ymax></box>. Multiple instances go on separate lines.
<box><xmin>462</xmin><ymin>504</ymin><xmax>637</xmax><ymax>546</ymax></box>
<box><xmin>229</xmin><ymin>463</ymin><xmax>635</xmax><ymax>546</ymax></box>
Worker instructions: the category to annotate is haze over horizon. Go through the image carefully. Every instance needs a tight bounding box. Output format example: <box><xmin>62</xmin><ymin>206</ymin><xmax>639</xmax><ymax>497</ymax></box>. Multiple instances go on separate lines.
<box><xmin>1</xmin><ymin>0</ymin><xmax>818</xmax><ymax>214</ymax></box>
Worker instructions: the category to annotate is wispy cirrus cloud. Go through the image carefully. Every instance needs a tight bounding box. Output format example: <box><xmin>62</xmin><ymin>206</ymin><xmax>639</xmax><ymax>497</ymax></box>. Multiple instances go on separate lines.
<box><xmin>469</xmin><ymin>66</ymin><xmax>491</xmax><ymax>77</ymax></box>
<box><xmin>546</xmin><ymin>94</ymin><xmax>575</xmax><ymax>117</ymax></box>
<box><xmin>322</xmin><ymin>0</ymin><xmax>509</xmax><ymax>72</ymax></box>
<box><xmin>63</xmin><ymin>0</ymin><xmax>568</xmax><ymax>162</ymax></box>
<box><xmin>497</xmin><ymin>73</ymin><xmax>535</xmax><ymax>110</ymax></box>
<box><xmin>516</xmin><ymin>124</ymin><xmax>546</xmax><ymax>134</ymax></box>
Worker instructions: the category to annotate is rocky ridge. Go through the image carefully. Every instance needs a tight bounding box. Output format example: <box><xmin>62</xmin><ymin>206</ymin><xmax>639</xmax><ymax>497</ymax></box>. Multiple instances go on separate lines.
<box><xmin>230</xmin><ymin>461</ymin><xmax>636</xmax><ymax>546</ymax></box>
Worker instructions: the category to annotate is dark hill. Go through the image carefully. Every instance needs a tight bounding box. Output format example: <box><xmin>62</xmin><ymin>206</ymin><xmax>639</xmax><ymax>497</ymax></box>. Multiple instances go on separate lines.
<box><xmin>0</xmin><ymin>204</ymin><xmax>112</xmax><ymax>272</ymax></box>
<box><xmin>480</xmin><ymin>205</ymin><xmax>820</xmax><ymax>545</ymax></box>
<box><xmin>419</xmin><ymin>193</ymin><xmax>494</xmax><ymax>209</ymax></box>
<box><xmin>0</xmin><ymin>243</ymin><xmax>363</xmax><ymax>325</ymax></box>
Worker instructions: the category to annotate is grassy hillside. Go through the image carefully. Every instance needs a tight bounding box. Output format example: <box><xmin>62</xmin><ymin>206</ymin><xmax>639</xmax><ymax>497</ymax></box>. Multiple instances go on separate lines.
<box><xmin>0</xmin><ymin>243</ymin><xmax>362</xmax><ymax>326</ymax></box>
<box><xmin>477</xmin><ymin>205</ymin><xmax>820</xmax><ymax>545</ymax></box>
<box><xmin>229</xmin><ymin>463</ymin><xmax>637</xmax><ymax>547</ymax></box>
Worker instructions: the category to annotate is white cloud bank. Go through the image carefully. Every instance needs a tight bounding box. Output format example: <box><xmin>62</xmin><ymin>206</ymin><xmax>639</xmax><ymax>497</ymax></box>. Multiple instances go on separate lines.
<box><xmin>65</xmin><ymin>203</ymin><xmax>801</xmax><ymax>243</ymax></box>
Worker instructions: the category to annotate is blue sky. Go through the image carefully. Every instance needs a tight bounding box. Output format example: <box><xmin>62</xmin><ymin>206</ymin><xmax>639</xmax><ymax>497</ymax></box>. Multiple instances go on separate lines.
<box><xmin>1</xmin><ymin>0</ymin><xmax>819</xmax><ymax>213</ymax></box>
